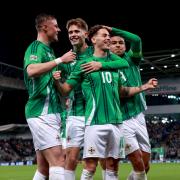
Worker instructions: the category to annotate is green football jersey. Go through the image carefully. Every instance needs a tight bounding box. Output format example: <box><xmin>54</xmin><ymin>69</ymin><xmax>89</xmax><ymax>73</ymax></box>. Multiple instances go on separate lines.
<box><xmin>112</xmin><ymin>27</ymin><xmax>147</xmax><ymax>120</ymax></box>
<box><xmin>58</xmin><ymin>46</ymin><xmax>94</xmax><ymax>116</ymax></box>
<box><xmin>119</xmin><ymin>53</ymin><xmax>147</xmax><ymax>121</ymax></box>
<box><xmin>24</xmin><ymin>40</ymin><xmax>62</xmax><ymax>119</ymax></box>
<box><xmin>66</xmin><ymin>55</ymin><xmax>128</xmax><ymax>126</ymax></box>
<box><xmin>58</xmin><ymin>47</ymin><xmax>128</xmax><ymax>117</ymax></box>
<box><xmin>120</xmin><ymin>49</ymin><xmax>147</xmax><ymax>120</ymax></box>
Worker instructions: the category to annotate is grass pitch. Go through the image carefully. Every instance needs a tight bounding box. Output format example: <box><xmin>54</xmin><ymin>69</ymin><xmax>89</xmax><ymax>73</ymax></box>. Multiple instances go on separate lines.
<box><xmin>0</xmin><ymin>163</ymin><xmax>179</xmax><ymax>179</ymax></box>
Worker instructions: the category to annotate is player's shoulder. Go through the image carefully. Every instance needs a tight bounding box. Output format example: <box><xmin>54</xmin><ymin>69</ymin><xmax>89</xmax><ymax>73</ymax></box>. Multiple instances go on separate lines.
<box><xmin>78</xmin><ymin>56</ymin><xmax>93</xmax><ymax>65</ymax></box>
<box><xmin>109</xmin><ymin>52</ymin><xmax>124</xmax><ymax>61</ymax></box>
<box><xmin>26</xmin><ymin>40</ymin><xmax>43</xmax><ymax>53</ymax></box>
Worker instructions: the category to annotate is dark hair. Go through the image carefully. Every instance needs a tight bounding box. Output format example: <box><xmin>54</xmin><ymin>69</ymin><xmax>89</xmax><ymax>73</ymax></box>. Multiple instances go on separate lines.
<box><xmin>88</xmin><ymin>25</ymin><xmax>110</xmax><ymax>42</ymax></box>
<box><xmin>35</xmin><ymin>13</ymin><xmax>56</xmax><ymax>31</ymax></box>
<box><xmin>111</xmin><ymin>34</ymin><xmax>125</xmax><ymax>40</ymax></box>
<box><xmin>66</xmin><ymin>18</ymin><xmax>88</xmax><ymax>31</ymax></box>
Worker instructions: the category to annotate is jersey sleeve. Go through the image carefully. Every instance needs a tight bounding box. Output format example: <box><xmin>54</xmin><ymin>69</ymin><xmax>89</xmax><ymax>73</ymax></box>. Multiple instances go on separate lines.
<box><xmin>101</xmin><ymin>52</ymin><xmax>129</xmax><ymax>69</ymax></box>
<box><xmin>112</xmin><ymin>27</ymin><xmax>143</xmax><ymax>64</ymax></box>
<box><xmin>66</xmin><ymin>61</ymin><xmax>83</xmax><ymax>87</ymax></box>
<box><xmin>24</xmin><ymin>45</ymin><xmax>45</xmax><ymax>69</ymax></box>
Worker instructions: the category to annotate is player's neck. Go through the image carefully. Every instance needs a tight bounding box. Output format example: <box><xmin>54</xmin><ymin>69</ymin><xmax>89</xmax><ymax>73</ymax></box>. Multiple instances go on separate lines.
<box><xmin>73</xmin><ymin>43</ymin><xmax>88</xmax><ymax>53</ymax></box>
<box><xmin>93</xmin><ymin>48</ymin><xmax>107</xmax><ymax>58</ymax></box>
<box><xmin>37</xmin><ymin>34</ymin><xmax>50</xmax><ymax>46</ymax></box>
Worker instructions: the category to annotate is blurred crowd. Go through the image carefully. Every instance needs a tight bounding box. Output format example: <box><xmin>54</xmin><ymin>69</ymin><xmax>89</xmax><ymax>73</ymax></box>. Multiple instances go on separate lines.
<box><xmin>0</xmin><ymin>138</ymin><xmax>35</xmax><ymax>162</ymax></box>
<box><xmin>0</xmin><ymin>120</ymin><xmax>180</xmax><ymax>162</ymax></box>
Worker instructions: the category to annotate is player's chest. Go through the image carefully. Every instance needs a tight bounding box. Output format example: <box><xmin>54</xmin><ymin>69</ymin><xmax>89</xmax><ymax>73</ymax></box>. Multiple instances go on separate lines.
<box><xmin>86</xmin><ymin>71</ymin><xmax>119</xmax><ymax>86</ymax></box>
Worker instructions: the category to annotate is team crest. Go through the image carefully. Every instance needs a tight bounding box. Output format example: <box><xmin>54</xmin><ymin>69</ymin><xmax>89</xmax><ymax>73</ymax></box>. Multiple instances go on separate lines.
<box><xmin>70</xmin><ymin>61</ymin><xmax>76</xmax><ymax>66</ymax></box>
<box><xmin>30</xmin><ymin>55</ymin><xmax>38</xmax><ymax>61</ymax></box>
<box><xmin>56</xmin><ymin>135</ymin><xmax>60</xmax><ymax>141</ymax></box>
<box><xmin>88</xmin><ymin>147</ymin><xmax>95</xmax><ymax>154</ymax></box>
<box><xmin>125</xmin><ymin>144</ymin><xmax>131</xmax><ymax>151</ymax></box>
<box><xmin>67</xmin><ymin>136</ymin><xmax>71</xmax><ymax>142</ymax></box>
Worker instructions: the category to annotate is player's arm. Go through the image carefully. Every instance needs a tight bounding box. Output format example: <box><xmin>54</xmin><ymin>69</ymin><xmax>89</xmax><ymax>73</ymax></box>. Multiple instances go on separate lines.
<box><xmin>104</xmin><ymin>26</ymin><xmax>142</xmax><ymax>61</ymax></box>
<box><xmin>108</xmin><ymin>26</ymin><xmax>142</xmax><ymax>55</ymax></box>
<box><xmin>81</xmin><ymin>53</ymin><xmax>129</xmax><ymax>73</ymax></box>
<box><xmin>53</xmin><ymin>61</ymin><xmax>83</xmax><ymax>96</ymax></box>
<box><xmin>27</xmin><ymin>50</ymin><xmax>76</xmax><ymax>77</ymax></box>
<box><xmin>120</xmin><ymin>78</ymin><xmax>158</xmax><ymax>97</ymax></box>
<box><xmin>53</xmin><ymin>72</ymin><xmax>73</xmax><ymax>96</ymax></box>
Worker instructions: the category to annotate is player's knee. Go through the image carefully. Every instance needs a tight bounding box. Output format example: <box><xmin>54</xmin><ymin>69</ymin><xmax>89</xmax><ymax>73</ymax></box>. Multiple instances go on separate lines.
<box><xmin>38</xmin><ymin>166</ymin><xmax>49</xmax><ymax>177</ymax></box>
<box><xmin>145</xmin><ymin>163</ymin><xmax>150</xmax><ymax>173</ymax></box>
<box><xmin>128</xmin><ymin>152</ymin><xmax>145</xmax><ymax>171</ymax></box>
<box><xmin>106</xmin><ymin>158</ymin><xmax>119</xmax><ymax>171</ymax></box>
<box><xmin>68</xmin><ymin>156</ymin><xmax>78</xmax><ymax>166</ymax></box>
<box><xmin>84</xmin><ymin>158</ymin><xmax>98</xmax><ymax>172</ymax></box>
<box><xmin>99</xmin><ymin>159</ymin><xmax>106</xmax><ymax>170</ymax></box>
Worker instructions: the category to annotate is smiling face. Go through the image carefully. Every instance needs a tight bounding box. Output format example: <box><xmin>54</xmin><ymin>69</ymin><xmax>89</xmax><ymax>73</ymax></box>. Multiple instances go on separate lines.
<box><xmin>91</xmin><ymin>28</ymin><xmax>111</xmax><ymax>51</ymax></box>
<box><xmin>68</xmin><ymin>24</ymin><xmax>88</xmax><ymax>47</ymax></box>
<box><xmin>110</xmin><ymin>36</ymin><xmax>126</xmax><ymax>56</ymax></box>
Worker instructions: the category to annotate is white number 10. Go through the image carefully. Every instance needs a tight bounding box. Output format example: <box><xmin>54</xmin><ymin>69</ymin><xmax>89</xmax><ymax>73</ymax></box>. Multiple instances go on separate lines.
<box><xmin>101</xmin><ymin>72</ymin><xmax>112</xmax><ymax>83</ymax></box>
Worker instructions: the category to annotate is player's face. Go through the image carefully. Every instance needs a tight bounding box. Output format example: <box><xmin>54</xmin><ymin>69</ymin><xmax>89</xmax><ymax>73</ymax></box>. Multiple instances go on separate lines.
<box><xmin>110</xmin><ymin>36</ymin><xmax>126</xmax><ymax>56</ymax></box>
<box><xmin>68</xmin><ymin>25</ymin><xmax>87</xmax><ymax>47</ymax></box>
<box><xmin>93</xmin><ymin>28</ymin><xmax>110</xmax><ymax>51</ymax></box>
<box><xmin>45</xmin><ymin>19</ymin><xmax>61</xmax><ymax>42</ymax></box>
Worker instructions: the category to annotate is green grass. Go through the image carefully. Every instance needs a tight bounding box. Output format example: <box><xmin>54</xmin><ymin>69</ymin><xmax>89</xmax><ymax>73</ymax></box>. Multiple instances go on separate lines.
<box><xmin>0</xmin><ymin>163</ymin><xmax>179</xmax><ymax>179</ymax></box>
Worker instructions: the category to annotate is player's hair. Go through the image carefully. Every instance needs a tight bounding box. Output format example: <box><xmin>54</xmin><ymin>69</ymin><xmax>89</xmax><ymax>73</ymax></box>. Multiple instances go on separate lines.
<box><xmin>88</xmin><ymin>25</ymin><xmax>110</xmax><ymax>42</ymax></box>
<box><xmin>66</xmin><ymin>18</ymin><xmax>88</xmax><ymax>31</ymax></box>
<box><xmin>35</xmin><ymin>13</ymin><xmax>56</xmax><ymax>31</ymax></box>
<box><xmin>111</xmin><ymin>34</ymin><xmax>125</xmax><ymax>41</ymax></box>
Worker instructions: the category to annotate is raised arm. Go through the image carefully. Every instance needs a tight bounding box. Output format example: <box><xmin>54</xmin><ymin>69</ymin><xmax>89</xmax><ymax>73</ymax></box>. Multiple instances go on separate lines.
<box><xmin>105</xmin><ymin>26</ymin><xmax>142</xmax><ymax>55</ymax></box>
<box><xmin>104</xmin><ymin>25</ymin><xmax>143</xmax><ymax>63</ymax></box>
<box><xmin>120</xmin><ymin>78</ymin><xmax>158</xmax><ymax>98</ymax></box>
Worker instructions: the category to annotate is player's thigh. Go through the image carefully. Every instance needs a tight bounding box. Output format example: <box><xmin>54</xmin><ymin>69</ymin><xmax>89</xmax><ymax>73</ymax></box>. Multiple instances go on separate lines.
<box><xmin>42</xmin><ymin>145</ymin><xmax>64</xmax><ymax>166</ymax></box>
<box><xmin>36</xmin><ymin>150</ymin><xmax>49</xmax><ymax>175</ymax></box>
<box><xmin>66</xmin><ymin>146</ymin><xmax>81</xmax><ymax>161</ymax></box>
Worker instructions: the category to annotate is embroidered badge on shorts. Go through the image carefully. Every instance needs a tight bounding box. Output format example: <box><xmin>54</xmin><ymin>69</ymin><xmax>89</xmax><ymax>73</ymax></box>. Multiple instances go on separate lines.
<box><xmin>125</xmin><ymin>144</ymin><xmax>131</xmax><ymax>151</ymax></box>
<box><xmin>88</xmin><ymin>147</ymin><xmax>95</xmax><ymax>154</ymax></box>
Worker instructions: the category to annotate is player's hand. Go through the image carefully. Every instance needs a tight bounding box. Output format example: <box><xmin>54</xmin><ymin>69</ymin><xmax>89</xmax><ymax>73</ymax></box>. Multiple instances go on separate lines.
<box><xmin>146</xmin><ymin>78</ymin><xmax>158</xmax><ymax>89</ymax></box>
<box><xmin>53</xmin><ymin>71</ymin><xmax>61</xmax><ymax>81</ymax></box>
<box><xmin>61</xmin><ymin>49</ymin><xmax>76</xmax><ymax>64</ymax></box>
<box><xmin>81</xmin><ymin>61</ymin><xmax>102</xmax><ymax>74</ymax></box>
<box><xmin>65</xmin><ymin>98</ymin><xmax>71</xmax><ymax>109</ymax></box>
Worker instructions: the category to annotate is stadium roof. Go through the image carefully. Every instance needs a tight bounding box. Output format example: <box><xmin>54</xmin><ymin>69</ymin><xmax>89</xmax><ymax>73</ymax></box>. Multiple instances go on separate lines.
<box><xmin>141</xmin><ymin>49</ymin><xmax>180</xmax><ymax>80</ymax></box>
<box><xmin>0</xmin><ymin>124</ymin><xmax>29</xmax><ymax>134</ymax></box>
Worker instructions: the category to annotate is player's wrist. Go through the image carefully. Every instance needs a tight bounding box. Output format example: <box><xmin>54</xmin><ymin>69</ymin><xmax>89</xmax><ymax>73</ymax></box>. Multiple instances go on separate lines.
<box><xmin>140</xmin><ymin>84</ymin><xmax>148</xmax><ymax>91</ymax></box>
<box><xmin>54</xmin><ymin>57</ymin><xmax>62</xmax><ymax>65</ymax></box>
